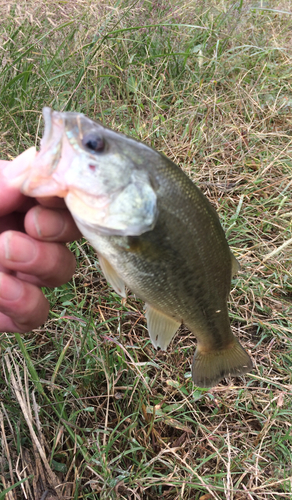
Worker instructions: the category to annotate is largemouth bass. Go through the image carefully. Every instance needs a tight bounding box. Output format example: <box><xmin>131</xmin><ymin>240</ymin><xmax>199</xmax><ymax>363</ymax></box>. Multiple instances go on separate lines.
<box><xmin>7</xmin><ymin>107</ymin><xmax>253</xmax><ymax>387</ymax></box>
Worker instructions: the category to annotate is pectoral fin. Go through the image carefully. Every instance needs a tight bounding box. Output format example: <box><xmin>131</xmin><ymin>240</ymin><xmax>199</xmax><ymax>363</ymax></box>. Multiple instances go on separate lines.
<box><xmin>98</xmin><ymin>254</ymin><xmax>126</xmax><ymax>298</ymax></box>
<box><xmin>145</xmin><ymin>304</ymin><xmax>180</xmax><ymax>350</ymax></box>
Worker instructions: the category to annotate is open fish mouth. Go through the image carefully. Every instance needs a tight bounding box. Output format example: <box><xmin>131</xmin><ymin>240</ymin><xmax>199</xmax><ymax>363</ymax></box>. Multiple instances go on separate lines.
<box><xmin>19</xmin><ymin>108</ymin><xmax>70</xmax><ymax>198</ymax></box>
<box><xmin>2</xmin><ymin>107</ymin><xmax>66</xmax><ymax>196</ymax></box>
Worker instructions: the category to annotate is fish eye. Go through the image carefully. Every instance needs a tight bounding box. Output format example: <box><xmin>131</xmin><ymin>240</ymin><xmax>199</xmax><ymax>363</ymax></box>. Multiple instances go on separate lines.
<box><xmin>82</xmin><ymin>134</ymin><xmax>105</xmax><ymax>152</ymax></box>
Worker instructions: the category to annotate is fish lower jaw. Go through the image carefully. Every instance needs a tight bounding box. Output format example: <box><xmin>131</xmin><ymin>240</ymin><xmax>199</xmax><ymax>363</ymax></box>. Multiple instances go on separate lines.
<box><xmin>22</xmin><ymin>177</ymin><xmax>68</xmax><ymax>198</ymax></box>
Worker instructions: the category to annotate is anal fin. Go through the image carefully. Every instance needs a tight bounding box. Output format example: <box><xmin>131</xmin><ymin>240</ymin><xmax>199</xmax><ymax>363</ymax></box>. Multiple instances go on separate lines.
<box><xmin>145</xmin><ymin>304</ymin><xmax>180</xmax><ymax>350</ymax></box>
<box><xmin>98</xmin><ymin>254</ymin><xmax>126</xmax><ymax>298</ymax></box>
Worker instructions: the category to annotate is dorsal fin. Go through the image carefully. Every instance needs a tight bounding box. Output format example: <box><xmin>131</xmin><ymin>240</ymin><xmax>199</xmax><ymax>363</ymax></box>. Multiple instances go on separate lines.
<box><xmin>231</xmin><ymin>252</ymin><xmax>240</xmax><ymax>277</ymax></box>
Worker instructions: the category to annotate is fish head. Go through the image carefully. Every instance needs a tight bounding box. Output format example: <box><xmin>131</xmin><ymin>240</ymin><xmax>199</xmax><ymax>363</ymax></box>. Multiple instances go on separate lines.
<box><xmin>8</xmin><ymin>107</ymin><xmax>158</xmax><ymax>236</ymax></box>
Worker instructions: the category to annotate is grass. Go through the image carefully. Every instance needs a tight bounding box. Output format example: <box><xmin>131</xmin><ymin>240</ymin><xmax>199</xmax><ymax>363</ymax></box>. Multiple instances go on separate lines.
<box><xmin>0</xmin><ymin>0</ymin><xmax>292</xmax><ymax>498</ymax></box>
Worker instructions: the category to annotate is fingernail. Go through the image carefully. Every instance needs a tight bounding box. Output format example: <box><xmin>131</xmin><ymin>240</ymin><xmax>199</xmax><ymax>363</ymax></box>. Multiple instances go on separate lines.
<box><xmin>34</xmin><ymin>206</ymin><xmax>65</xmax><ymax>238</ymax></box>
<box><xmin>4</xmin><ymin>232</ymin><xmax>37</xmax><ymax>263</ymax></box>
<box><xmin>0</xmin><ymin>273</ymin><xmax>23</xmax><ymax>301</ymax></box>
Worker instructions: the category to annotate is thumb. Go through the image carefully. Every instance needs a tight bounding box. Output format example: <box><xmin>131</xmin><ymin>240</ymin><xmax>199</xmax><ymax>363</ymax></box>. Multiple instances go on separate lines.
<box><xmin>0</xmin><ymin>148</ymin><xmax>36</xmax><ymax>216</ymax></box>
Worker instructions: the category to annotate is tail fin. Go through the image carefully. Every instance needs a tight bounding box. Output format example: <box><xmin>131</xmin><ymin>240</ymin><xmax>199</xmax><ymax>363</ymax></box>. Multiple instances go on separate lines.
<box><xmin>192</xmin><ymin>338</ymin><xmax>253</xmax><ymax>388</ymax></box>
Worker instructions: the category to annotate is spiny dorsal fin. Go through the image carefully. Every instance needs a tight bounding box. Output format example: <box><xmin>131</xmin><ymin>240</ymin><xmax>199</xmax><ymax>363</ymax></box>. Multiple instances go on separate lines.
<box><xmin>145</xmin><ymin>304</ymin><xmax>180</xmax><ymax>350</ymax></box>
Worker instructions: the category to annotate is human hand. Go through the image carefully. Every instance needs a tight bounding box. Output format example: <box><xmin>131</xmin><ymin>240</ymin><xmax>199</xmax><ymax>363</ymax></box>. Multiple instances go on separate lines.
<box><xmin>0</xmin><ymin>150</ymin><xmax>82</xmax><ymax>333</ymax></box>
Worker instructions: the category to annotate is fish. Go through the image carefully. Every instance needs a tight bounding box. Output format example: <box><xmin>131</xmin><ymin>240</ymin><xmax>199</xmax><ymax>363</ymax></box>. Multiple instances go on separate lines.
<box><xmin>6</xmin><ymin>107</ymin><xmax>253</xmax><ymax>388</ymax></box>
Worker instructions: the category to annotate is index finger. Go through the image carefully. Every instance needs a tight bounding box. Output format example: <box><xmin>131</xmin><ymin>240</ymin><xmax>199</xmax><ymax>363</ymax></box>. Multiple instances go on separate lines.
<box><xmin>36</xmin><ymin>196</ymin><xmax>67</xmax><ymax>209</ymax></box>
